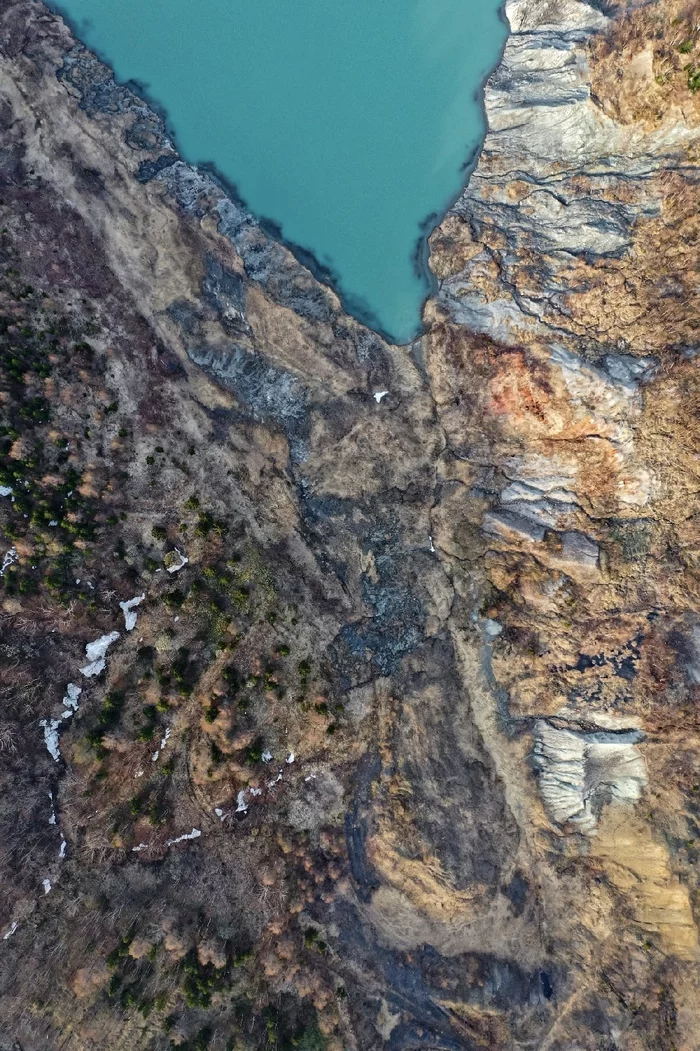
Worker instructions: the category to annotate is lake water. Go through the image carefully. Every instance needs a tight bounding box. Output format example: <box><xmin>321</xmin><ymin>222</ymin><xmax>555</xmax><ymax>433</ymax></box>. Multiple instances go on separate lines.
<box><xmin>50</xmin><ymin>0</ymin><xmax>507</xmax><ymax>344</ymax></box>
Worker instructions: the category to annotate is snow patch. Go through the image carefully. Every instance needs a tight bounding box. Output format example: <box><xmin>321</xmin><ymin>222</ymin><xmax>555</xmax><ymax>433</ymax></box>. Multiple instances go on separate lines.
<box><xmin>62</xmin><ymin>683</ymin><xmax>82</xmax><ymax>713</ymax></box>
<box><xmin>1</xmin><ymin>547</ymin><xmax>18</xmax><ymax>577</ymax></box>
<box><xmin>151</xmin><ymin>727</ymin><xmax>171</xmax><ymax>762</ymax></box>
<box><xmin>119</xmin><ymin>594</ymin><xmax>145</xmax><ymax>631</ymax></box>
<box><xmin>40</xmin><ymin>719</ymin><xmax>62</xmax><ymax>762</ymax></box>
<box><xmin>373</xmin><ymin>390</ymin><xmax>389</xmax><ymax>403</ymax></box>
<box><xmin>3</xmin><ymin>921</ymin><xmax>18</xmax><ymax>940</ymax></box>
<box><xmin>165</xmin><ymin>549</ymin><xmax>188</xmax><ymax>574</ymax></box>
<box><xmin>166</xmin><ymin>828</ymin><xmax>201</xmax><ymax>846</ymax></box>
<box><xmin>42</xmin><ymin>879</ymin><xmax>52</xmax><ymax>895</ymax></box>
<box><xmin>80</xmin><ymin>631</ymin><xmax>120</xmax><ymax>677</ymax></box>
<box><xmin>0</xmin><ymin>485</ymin><xmax>13</xmax><ymax>497</ymax></box>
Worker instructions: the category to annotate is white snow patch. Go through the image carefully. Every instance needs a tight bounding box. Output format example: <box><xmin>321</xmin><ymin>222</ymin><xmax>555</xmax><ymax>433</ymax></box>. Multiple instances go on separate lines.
<box><xmin>484</xmin><ymin>619</ymin><xmax>503</xmax><ymax>638</ymax></box>
<box><xmin>3</xmin><ymin>921</ymin><xmax>18</xmax><ymax>940</ymax></box>
<box><xmin>132</xmin><ymin>843</ymin><xmax>148</xmax><ymax>853</ymax></box>
<box><xmin>42</xmin><ymin>878</ymin><xmax>51</xmax><ymax>895</ymax></box>
<box><xmin>48</xmin><ymin>520</ymin><xmax>58</xmax><ymax>527</ymax></box>
<box><xmin>1</xmin><ymin>547</ymin><xmax>18</xmax><ymax>577</ymax></box>
<box><xmin>165</xmin><ymin>549</ymin><xmax>188</xmax><ymax>574</ymax></box>
<box><xmin>214</xmin><ymin>807</ymin><xmax>225</xmax><ymax>820</ymax></box>
<box><xmin>119</xmin><ymin>594</ymin><xmax>145</xmax><ymax>631</ymax></box>
<box><xmin>134</xmin><ymin>769</ymin><xmax>144</xmax><ymax>778</ymax></box>
<box><xmin>40</xmin><ymin>719</ymin><xmax>62</xmax><ymax>762</ymax></box>
<box><xmin>63</xmin><ymin>683</ymin><xmax>82</xmax><ymax>712</ymax></box>
<box><xmin>0</xmin><ymin>485</ymin><xmax>13</xmax><ymax>497</ymax></box>
<box><xmin>166</xmin><ymin>828</ymin><xmax>201</xmax><ymax>846</ymax></box>
<box><xmin>428</xmin><ymin>535</ymin><xmax>435</xmax><ymax>553</ymax></box>
<box><xmin>59</xmin><ymin>839</ymin><xmax>67</xmax><ymax>859</ymax></box>
<box><xmin>250</xmin><ymin>787</ymin><xmax>262</xmax><ymax>797</ymax></box>
<box><xmin>81</xmin><ymin>658</ymin><xmax>106</xmax><ymax>677</ymax></box>
<box><xmin>80</xmin><ymin>631</ymin><xmax>120</xmax><ymax>677</ymax></box>
<box><xmin>304</xmin><ymin>774</ymin><xmax>317</xmax><ymax>782</ymax></box>
<box><xmin>151</xmin><ymin>727</ymin><xmax>171</xmax><ymax>763</ymax></box>
<box><xmin>262</xmin><ymin>750</ymin><xmax>273</xmax><ymax>763</ymax></box>
<box><xmin>268</xmin><ymin>771</ymin><xmax>283</xmax><ymax>788</ymax></box>
<box><xmin>373</xmin><ymin>390</ymin><xmax>389</xmax><ymax>403</ymax></box>
<box><xmin>286</xmin><ymin>752</ymin><xmax>295</xmax><ymax>764</ymax></box>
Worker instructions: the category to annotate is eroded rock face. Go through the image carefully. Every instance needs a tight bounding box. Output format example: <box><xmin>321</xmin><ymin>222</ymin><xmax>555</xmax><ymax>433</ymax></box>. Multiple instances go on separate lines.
<box><xmin>0</xmin><ymin>0</ymin><xmax>698</xmax><ymax>1047</ymax></box>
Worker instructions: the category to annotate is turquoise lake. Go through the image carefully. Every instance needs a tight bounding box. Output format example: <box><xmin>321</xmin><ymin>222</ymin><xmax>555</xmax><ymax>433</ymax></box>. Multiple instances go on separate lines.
<box><xmin>50</xmin><ymin>0</ymin><xmax>507</xmax><ymax>344</ymax></box>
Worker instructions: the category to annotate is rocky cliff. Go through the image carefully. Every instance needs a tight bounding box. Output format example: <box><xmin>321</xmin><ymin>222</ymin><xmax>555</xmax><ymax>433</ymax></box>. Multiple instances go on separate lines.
<box><xmin>0</xmin><ymin>0</ymin><xmax>699</xmax><ymax>1048</ymax></box>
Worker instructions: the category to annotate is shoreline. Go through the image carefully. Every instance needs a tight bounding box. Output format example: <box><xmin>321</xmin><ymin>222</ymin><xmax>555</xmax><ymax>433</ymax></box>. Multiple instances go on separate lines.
<box><xmin>46</xmin><ymin>0</ymin><xmax>511</xmax><ymax>348</ymax></box>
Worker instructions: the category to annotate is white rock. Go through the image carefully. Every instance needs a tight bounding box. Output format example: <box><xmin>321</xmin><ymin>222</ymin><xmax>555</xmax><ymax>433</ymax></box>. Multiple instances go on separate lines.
<box><xmin>533</xmin><ymin>720</ymin><xmax>647</xmax><ymax>834</ymax></box>
<box><xmin>119</xmin><ymin>594</ymin><xmax>145</xmax><ymax>631</ymax></box>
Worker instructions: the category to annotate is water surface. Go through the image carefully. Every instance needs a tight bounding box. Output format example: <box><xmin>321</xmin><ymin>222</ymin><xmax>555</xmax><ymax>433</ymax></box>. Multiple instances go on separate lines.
<box><xmin>51</xmin><ymin>0</ymin><xmax>507</xmax><ymax>344</ymax></box>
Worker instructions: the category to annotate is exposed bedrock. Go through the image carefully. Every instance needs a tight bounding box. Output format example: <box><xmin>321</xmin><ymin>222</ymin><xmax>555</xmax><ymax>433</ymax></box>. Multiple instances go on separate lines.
<box><xmin>0</xmin><ymin>0</ymin><xmax>699</xmax><ymax>1046</ymax></box>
